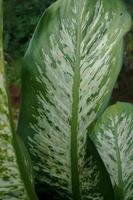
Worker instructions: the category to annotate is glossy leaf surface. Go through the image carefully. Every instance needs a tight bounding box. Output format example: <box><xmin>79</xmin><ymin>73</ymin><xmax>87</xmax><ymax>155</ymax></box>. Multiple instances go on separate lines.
<box><xmin>18</xmin><ymin>0</ymin><xmax>131</xmax><ymax>199</ymax></box>
<box><xmin>91</xmin><ymin>102</ymin><xmax>133</xmax><ymax>200</ymax></box>
<box><xmin>0</xmin><ymin>1</ymin><xmax>37</xmax><ymax>199</ymax></box>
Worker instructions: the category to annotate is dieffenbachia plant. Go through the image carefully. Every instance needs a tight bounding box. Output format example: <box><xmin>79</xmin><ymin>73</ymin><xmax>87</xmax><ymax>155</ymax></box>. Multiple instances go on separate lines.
<box><xmin>91</xmin><ymin>102</ymin><xmax>133</xmax><ymax>200</ymax></box>
<box><xmin>17</xmin><ymin>0</ymin><xmax>131</xmax><ymax>199</ymax></box>
<box><xmin>0</xmin><ymin>1</ymin><xmax>37</xmax><ymax>199</ymax></box>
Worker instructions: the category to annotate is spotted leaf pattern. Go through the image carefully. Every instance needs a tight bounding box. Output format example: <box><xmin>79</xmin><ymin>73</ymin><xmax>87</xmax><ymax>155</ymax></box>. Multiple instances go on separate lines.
<box><xmin>91</xmin><ymin>102</ymin><xmax>133</xmax><ymax>200</ymax></box>
<box><xmin>18</xmin><ymin>0</ymin><xmax>131</xmax><ymax>199</ymax></box>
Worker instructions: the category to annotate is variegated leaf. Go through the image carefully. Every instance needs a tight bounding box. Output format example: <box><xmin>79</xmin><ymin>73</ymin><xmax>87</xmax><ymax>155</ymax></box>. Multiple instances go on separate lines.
<box><xmin>0</xmin><ymin>1</ymin><xmax>37</xmax><ymax>199</ymax></box>
<box><xmin>18</xmin><ymin>0</ymin><xmax>131</xmax><ymax>199</ymax></box>
<box><xmin>91</xmin><ymin>102</ymin><xmax>133</xmax><ymax>200</ymax></box>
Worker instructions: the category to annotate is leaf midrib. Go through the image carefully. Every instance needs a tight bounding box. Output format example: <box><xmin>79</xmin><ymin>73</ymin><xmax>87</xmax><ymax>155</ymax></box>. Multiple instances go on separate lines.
<box><xmin>114</xmin><ymin>124</ymin><xmax>124</xmax><ymax>199</ymax></box>
<box><xmin>71</xmin><ymin>1</ymin><xmax>82</xmax><ymax>200</ymax></box>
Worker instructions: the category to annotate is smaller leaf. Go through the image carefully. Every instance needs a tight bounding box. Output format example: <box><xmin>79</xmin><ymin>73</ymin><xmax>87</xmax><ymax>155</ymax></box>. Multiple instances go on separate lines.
<box><xmin>0</xmin><ymin>1</ymin><xmax>37</xmax><ymax>199</ymax></box>
<box><xmin>91</xmin><ymin>102</ymin><xmax>133</xmax><ymax>200</ymax></box>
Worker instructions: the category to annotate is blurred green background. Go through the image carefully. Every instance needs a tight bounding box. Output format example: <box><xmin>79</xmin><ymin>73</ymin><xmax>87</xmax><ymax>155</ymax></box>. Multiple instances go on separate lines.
<box><xmin>3</xmin><ymin>0</ymin><xmax>133</xmax><ymax>122</ymax></box>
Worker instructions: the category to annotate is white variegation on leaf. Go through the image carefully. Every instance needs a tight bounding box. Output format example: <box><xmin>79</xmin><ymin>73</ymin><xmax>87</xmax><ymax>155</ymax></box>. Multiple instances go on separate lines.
<box><xmin>0</xmin><ymin>1</ymin><xmax>37</xmax><ymax>199</ymax></box>
<box><xmin>91</xmin><ymin>102</ymin><xmax>133</xmax><ymax>200</ymax></box>
<box><xmin>18</xmin><ymin>0</ymin><xmax>131</xmax><ymax>199</ymax></box>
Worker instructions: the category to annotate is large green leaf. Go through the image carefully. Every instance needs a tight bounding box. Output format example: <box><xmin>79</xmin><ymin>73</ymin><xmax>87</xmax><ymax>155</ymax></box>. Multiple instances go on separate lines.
<box><xmin>0</xmin><ymin>1</ymin><xmax>37</xmax><ymax>199</ymax></box>
<box><xmin>18</xmin><ymin>0</ymin><xmax>131</xmax><ymax>199</ymax></box>
<box><xmin>91</xmin><ymin>102</ymin><xmax>133</xmax><ymax>200</ymax></box>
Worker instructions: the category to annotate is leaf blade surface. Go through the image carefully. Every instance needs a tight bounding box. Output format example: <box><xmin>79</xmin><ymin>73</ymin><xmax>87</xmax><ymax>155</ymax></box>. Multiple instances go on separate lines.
<box><xmin>18</xmin><ymin>0</ymin><xmax>131</xmax><ymax>199</ymax></box>
<box><xmin>91</xmin><ymin>102</ymin><xmax>133</xmax><ymax>200</ymax></box>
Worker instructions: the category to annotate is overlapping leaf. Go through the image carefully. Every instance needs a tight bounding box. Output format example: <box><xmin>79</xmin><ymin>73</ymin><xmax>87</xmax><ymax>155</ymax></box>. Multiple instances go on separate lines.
<box><xmin>0</xmin><ymin>1</ymin><xmax>37</xmax><ymax>199</ymax></box>
<box><xmin>91</xmin><ymin>102</ymin><xmax>133</xmax><ymax>200</ymax></box>
<box><xmin>18</xmin><ymin>0</ymin><xmax>131</xmax><ymax>199</ymax></box>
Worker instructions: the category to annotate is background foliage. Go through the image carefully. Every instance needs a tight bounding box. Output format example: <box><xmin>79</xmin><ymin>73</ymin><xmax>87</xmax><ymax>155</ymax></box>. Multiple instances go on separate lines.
<box><xmin>4</xmin><ymin>0</ymin><xmax>55</xmax><ymax>56</ymax></box>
